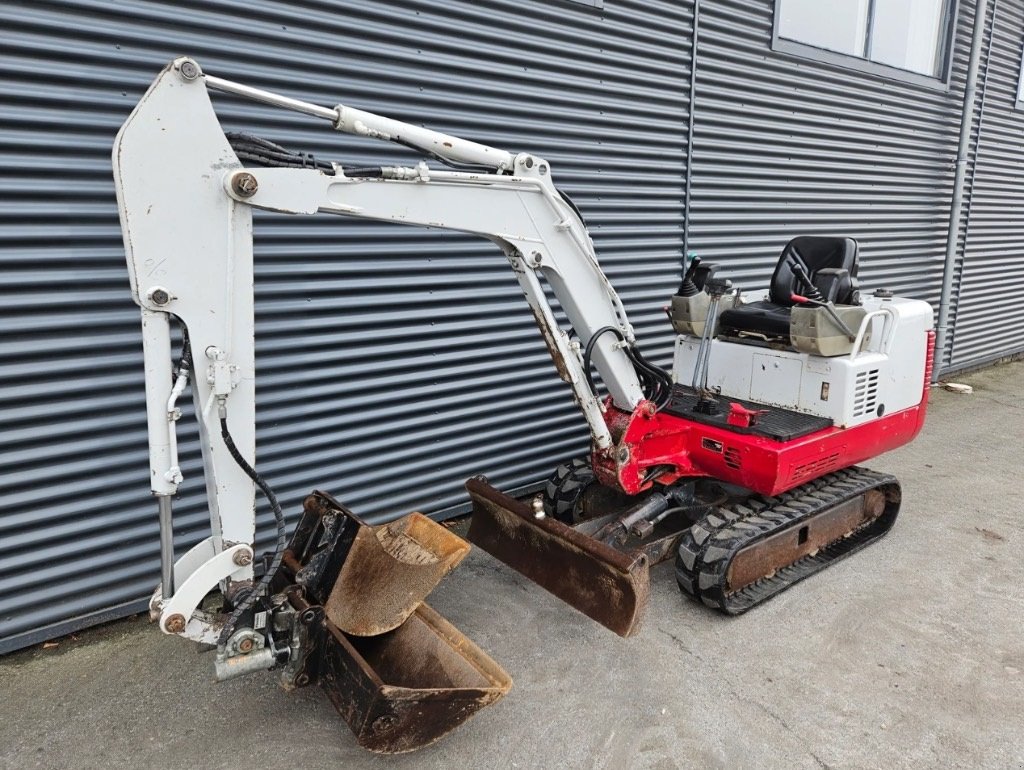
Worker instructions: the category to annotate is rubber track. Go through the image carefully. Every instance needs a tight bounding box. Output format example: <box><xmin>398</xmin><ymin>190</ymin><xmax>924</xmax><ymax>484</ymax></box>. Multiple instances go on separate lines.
<box><xmin>543</xmin><ymin>457</ymin><xmax>593</xmax><ymax>523</ymax></box>
<box><xmin>675</xmin><ymin>466</ymin><xmax>900</xmax><ymax>615</ymax></box>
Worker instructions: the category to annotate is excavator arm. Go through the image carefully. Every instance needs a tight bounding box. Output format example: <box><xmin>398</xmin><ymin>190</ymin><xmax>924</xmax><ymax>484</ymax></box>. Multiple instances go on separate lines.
<box><xmin>113</xmin><ymin>57</ymin><xmax>653</xmax><ymax>645</ymax></box>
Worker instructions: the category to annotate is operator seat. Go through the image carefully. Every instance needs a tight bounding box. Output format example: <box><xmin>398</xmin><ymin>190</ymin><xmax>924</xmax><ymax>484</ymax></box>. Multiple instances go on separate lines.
<box><xmin>718</xmin><ymin>236</ymin><xmax>860</xmax><ymax>339</ymax></box>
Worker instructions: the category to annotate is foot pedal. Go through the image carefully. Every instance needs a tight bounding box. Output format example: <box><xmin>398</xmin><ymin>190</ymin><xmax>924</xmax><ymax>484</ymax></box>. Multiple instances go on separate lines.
<box><xmin>465</xmin><ymin>477</ymin><xmax>650</xmax><ymax>637</ymax></box>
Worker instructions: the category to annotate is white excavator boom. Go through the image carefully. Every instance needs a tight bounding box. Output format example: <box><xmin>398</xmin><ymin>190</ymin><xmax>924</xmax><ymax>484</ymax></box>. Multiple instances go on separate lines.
<box><xmin>113</xmin><ymin>57</ymin><xmax>647</xmax><ymax>642</ymax></box>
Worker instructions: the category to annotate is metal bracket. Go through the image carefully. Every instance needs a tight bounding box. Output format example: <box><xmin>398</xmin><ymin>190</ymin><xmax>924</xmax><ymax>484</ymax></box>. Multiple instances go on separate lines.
<box><xmin>157</xmin><ymin>541</ymin><xmax>253</xmax><ymax>639</ymax></box>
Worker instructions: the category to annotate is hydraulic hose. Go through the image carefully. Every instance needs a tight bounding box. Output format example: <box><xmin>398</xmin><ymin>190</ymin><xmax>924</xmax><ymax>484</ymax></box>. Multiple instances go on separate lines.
<box><xmin>216</xmin><ymin>411</ymin><xmax>287</xmax><ymax>648</ymax></box>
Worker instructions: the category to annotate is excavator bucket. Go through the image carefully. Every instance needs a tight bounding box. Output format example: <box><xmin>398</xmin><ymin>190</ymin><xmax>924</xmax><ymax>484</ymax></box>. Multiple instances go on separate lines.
<box><xmin>465</xmin><ymin>477</ymin><xmax>651</xmax><ymax>637</ymax></box>
<box><xmin>322</xmin><ymin>602</ymin><xmax>511</xmax><ymax>753</ymax></box>
<box><xmin>286</xmin><ymin>491</ymin><xmax>469</xmax><ymax>635</ymax></box>
<box><xmin>281</xmin><ymin>491</ymin><xmax>511</xmax><ymax>753</ymax></box>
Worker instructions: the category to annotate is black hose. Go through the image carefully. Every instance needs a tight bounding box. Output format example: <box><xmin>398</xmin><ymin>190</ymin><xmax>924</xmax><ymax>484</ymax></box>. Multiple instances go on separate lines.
<box><xmin>226</xmin><ymin>131</ymin><xmax>336</xmax><ymax>174</ymax></box>
<box><xmin>583</xmin><ymin>326</ymin><xmax>625</xmax><ymax>398</ymax></box>
<box><xmin>625</xmin><ymin>344</ymin><xmax>674</xmax><ymax>410</ymax></box>
<box><xmin>341</xmin><ymin>167</ymin><xmax>384</xmax><ymax>178</ymax></box>
<box><xmin>216</xmin><ymin>415</ymin><xmax>287</xmax><ymax>648</ymax></box>
<box><xmin>176</xmin><ymin>322</ymin><xmax>193</xmax><ymax>378</ymax></box>
<box><xmin>557</xmin><ymin>188</ymin><xmax>588</xmax><ymax>228</ymax></box>
<box><xmin>582</xmin><ymin>327</ymin><xmax>674</xmax><ymax>411</ymax></box>
<box><xmin>170</xmin><ymin>319</ymin><xmax>286</xmax><ymax>648</ymax></box>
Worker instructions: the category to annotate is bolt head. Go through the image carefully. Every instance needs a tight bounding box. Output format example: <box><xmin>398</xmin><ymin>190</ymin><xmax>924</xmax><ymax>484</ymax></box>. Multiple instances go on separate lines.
<box><xmin>178</xmin><ymin>60</ymin><xmax>200</xmax><ymax>81</ymax></box>
<box><xmin>237</xmin><ymin>637</ymin><xmax>255</xmax><ymax>654</ymax></box>
<box><xmin>233</xmin><ymin>550</ymin><xmax>253</xmax><ymax>567</ymax></box>
<box><xmin>532</xmin><ymin>497</ymin><xmax>546</xmax><ymax>520</ymax></box>
<box><xmin>146</xmin><ymin>286</ymin><xmax>172</xmax><ymax>306</ymax></box>
<box><xmin>231</xmin><ymin>172</ymin><xmax>259</xmax><ymax>198</ymax></box>
<box><xmin>165</xmin><ymin>613</ymin><xmax>186</xmax><ymax>634</ymax></box>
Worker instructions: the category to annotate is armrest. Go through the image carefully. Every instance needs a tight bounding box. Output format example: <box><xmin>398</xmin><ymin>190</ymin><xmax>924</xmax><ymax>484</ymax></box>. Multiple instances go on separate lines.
<box><xmin>692</xmin><ymin>262</ymin><xmax>719</xmax><ymax>292</ymax></box>
<box><xmin>813</xmin><ymin>268</ymin><xmax>849</xmax><ymax>304</ymax></box>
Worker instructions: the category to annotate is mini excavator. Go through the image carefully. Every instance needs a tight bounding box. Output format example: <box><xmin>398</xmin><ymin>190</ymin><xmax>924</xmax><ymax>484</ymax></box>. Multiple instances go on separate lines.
<box><xmin>113</xmin><ymin>59</ymin><xmax>934</xmax><ymax>753</ymax></box>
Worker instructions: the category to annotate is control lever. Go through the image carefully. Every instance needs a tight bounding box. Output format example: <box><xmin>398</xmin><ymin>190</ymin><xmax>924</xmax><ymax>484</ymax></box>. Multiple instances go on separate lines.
<box><xmin>786</xmin><ymin>256</ymin><xmax>857</xmax><ymax>342</ymax></box>
<box><xmin>785</xmin><ymin>256</ymin><xmax>823</xmax><ymax>301</ymax></box>
<box><xmin>690</xmin><ymin>277</ymin><xmax>732</xmax><ymax>415</ymax></box>
<box><xmin>675</xmin><ymin>253</ymin><xmax>701</xmax><ymax>297</ymax></box>
<box><xmin>791</xmin><ymin>293</ymin><xmax>857</xmax><ymax>341</ymax></box>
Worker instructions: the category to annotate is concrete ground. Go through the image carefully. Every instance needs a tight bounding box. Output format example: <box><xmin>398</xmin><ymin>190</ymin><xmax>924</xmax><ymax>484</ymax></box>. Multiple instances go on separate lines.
<box><xmin>2</xmin><ymin>362</ymin><xmax>1022</xmax><ymax>770</ymax></box>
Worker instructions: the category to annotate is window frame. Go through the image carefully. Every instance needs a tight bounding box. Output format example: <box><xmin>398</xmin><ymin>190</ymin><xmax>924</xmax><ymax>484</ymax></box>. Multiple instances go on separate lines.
<box><xmin>1015</xmin><ymin>44</ymin><xmax>1024</xmax><ymax>109</ymax></box>
<box><xmin>771</xmin><ymin>0</ymin><xmax>960</xmax><ymax>90</ymax></box>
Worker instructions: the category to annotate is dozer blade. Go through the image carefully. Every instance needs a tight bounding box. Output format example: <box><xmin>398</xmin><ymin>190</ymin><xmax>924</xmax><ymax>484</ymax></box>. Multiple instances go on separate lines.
<box><xmin>285</xmin><ymin>491</ymin><xmax>469</xmax><ymax>636</ymax></box>
<box><xmin>286</xmin><ymin>591</ymin><xmax>511</xmax><ymax>754</ymax></box>
<box><xmin>465</xmin><ymin>477</ymin><xmax>650</xmax><ymax>637</ymax></box>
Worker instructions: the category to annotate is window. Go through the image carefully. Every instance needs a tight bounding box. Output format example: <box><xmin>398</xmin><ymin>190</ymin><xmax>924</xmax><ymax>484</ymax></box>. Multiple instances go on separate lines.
<box><xmin>775</xmin><ymin>0</ymin><xmax>954</xmax><ymax>82</ymax></box>
<box><xmin>1017</xmin><ymin>47</ymin><xmax>1024</xmax><ymax>107</ymax></box>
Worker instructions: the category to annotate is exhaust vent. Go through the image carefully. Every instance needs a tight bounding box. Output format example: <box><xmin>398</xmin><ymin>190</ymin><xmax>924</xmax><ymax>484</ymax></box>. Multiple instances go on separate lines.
<box><xmin>790</xmin><ymin>452</ymin><xmax>840</xmax><ymax>483</ymax></box>
<box><xmin>724</xmin><ymin>446</ymin><xmax>742</xmax><ymax>469</ymax></box>
<box><xmin>852</xmin><ymin>369</ymin><xmax>880</xmax><ymax>418</ymax></box>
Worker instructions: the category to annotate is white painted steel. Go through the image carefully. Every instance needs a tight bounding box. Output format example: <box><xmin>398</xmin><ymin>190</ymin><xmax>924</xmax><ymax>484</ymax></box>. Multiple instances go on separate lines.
<box><xmin>672</xmin><ymin>295</ymin><xmax>932</xmax><ymax>428</ymax></box>
<box><xmin>205</xmin><ymin>71</ymin><xmax>515</xmax><ymax>171</ymax></box>
<box><xmin>114</xmin><ymin>59</ymin><xmax>259</xmax><ymax>560</ymax></box>
<box><xmin>113</xmin><ymin>58</ymin><xmax>653</xmax><ymax>633</ymax></box>
<box><xmin>231</xmin><ymin>164</ymin><xmax>643</xmax><ymax>426</ymax></box>
<box><xmin>155</xmin><ymin>542</ymin><xmax>253</xmax><ymax>642</ymax></box>
<box><xmin>849</xmin><ymin>307</ymin><xmax>897</xmax><ymax>360</ymax></box>
<box><xmin>0</xmin><ymin>0</ymin><xmax>692</xmax><ymax>654</ymax></box>
<box><xmin>333</xmin><ymin>105</ymin><xmax>515</xmax><ymax>172</ymax></box>
<box><xmin>138</xmin><ymin>310</ymin><xmax>177</xmax><ymax>496</ymax></box>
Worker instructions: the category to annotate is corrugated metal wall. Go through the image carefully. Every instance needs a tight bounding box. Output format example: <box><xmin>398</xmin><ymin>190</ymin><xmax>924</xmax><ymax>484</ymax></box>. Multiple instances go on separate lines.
<box><xmin>0</xmin><ymin>0</ymin><xmax>691</xmax><ymax>652</ymax></box>
<box><xmin>3</xmin><ymin>0</ymin><xmax>1021</xmax><ymax>654</ymax></box>
<box><xmin>686</xmin><ymin>0</ymin><xmax>967</xmax><ymax>363</ymax></box>
<box><xmin>952</xmin><ymin>0</ymin><xmax>1024</xmax><ymax>370</ymax></box>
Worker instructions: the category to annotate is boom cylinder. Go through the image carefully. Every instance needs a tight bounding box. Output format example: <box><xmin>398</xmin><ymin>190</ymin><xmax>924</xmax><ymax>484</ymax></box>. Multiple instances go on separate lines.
<box><xmin>158</xmin><ymin>495</ymin><xmax>175</xmax><ymax>599</ymax></box>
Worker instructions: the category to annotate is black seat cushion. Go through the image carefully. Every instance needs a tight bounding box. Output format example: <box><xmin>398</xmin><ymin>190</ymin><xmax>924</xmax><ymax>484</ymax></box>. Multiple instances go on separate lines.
<box><xmin>717</xmin><ymin>236</ymin><xmax>859</xmax><ymax>339</ymax></box>
<box><xmin>719</xmin><ymin>300</ymin><xmax>791</xmax><ymax>338</ymax></box>
<box><xmin>769</xmin><ymin>236</ymin><xmax>859</xmax><ymax>306</ymax></box>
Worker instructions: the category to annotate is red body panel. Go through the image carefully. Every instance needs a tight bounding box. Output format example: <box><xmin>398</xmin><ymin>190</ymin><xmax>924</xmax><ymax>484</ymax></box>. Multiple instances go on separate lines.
<box><xmin>593</xmin><ymin>330</ymin><xmax>936</xmax><ymax>497</ymax></box>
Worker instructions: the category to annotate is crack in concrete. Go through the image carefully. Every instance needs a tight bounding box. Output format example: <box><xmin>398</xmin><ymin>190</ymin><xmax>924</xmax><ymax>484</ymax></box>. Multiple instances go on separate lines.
<box><xmin>741</xmin><ymin>697</ymin><xmax>832</xmax><ymax>770</ymax></box>
<box><xmin>655</xmin><ymin>626</ymin><xmax>704</xmax><ymax>662</ymax></box>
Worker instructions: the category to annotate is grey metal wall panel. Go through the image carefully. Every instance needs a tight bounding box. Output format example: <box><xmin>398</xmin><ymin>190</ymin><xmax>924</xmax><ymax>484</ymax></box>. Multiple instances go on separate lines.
<box><xmin>0</xmin><ymin>0</ymin><xmax>691</xmax><ymax>651</ymax></box>
<box><xmin>951</xmin><ymin>0</ymin><xmax>1024</xmax><ymax>370</ymax></box>
<box><xmin>686</xmin><ymin>0</ymin><xmax>969</xmax><ymax>370</ymax></box>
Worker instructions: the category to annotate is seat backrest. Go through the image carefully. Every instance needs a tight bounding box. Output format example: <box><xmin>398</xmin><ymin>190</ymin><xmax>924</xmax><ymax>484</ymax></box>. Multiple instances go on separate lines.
<box><xmin>768</xmin><ymin>236</ymin><xmax>859</xmax><ymax>306</ymax></box>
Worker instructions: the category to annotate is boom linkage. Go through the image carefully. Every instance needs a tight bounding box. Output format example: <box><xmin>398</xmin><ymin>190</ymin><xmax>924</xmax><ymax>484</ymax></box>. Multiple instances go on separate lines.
<box><xmin>113</xmin><ymin>57</ymin><xmax>648</xmax><ymax>644</ymax></box>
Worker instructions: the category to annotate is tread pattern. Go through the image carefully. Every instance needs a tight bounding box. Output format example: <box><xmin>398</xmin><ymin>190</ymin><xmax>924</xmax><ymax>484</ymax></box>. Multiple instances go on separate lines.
<box><xmin>543</xmin><ymin>457</ymin><xmax>594</xmax><ymax>524</ymax></box>
<box><xmin>675</xmin><ymin>467</ymin><xmax>900</xmax><ymax>615</ymax></box>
